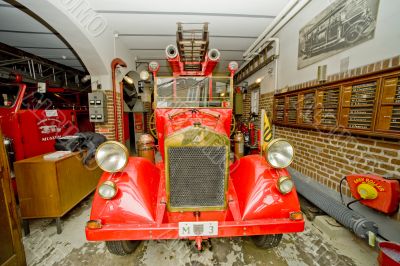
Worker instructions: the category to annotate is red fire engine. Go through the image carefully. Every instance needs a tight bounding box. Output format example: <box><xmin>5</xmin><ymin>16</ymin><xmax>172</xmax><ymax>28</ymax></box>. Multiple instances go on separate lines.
<box><xmin>86</xmin><ymin>24</ymin><xmax>304</xmax><ymax>254</ymax></box>
<box><xmin>0</xmin><ymin>82</ymin><xmax>93</xmax><ymax>174</ymax></box>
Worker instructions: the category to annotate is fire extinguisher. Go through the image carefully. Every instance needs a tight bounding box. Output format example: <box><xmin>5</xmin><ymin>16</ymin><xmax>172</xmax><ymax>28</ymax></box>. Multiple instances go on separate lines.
<box><xmin>248</xmin><ymin>112</ymin><xmax>258</xmax><ymax>147</ymax></box>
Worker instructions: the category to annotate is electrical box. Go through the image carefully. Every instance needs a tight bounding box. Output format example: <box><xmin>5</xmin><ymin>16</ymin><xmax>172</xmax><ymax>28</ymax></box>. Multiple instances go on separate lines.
<box><xmin>88</xmin><ymin>91</ymin><xmax>107</xmax><ymax>122</ymax></box>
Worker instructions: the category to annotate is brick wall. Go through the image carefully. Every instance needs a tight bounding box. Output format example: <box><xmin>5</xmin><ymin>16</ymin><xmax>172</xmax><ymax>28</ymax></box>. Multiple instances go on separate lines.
<box><xmin>241</xmin><ymin>90</ymin><xmax>274</xmax><ymax>129</ymax></box>
<box><xmin>276</xmin><ymin>127</ymin><xmax>400</xmax><ymax>220</ymax></box>
<box><xmin>94</xmin><ymin>90</ymin><xmax>123</xmax><ymax>141</ymax></box>
<box><xmin>253</xmin><ymin>56</ymin><xmax>400</xmax><ymax>221</ymax></box>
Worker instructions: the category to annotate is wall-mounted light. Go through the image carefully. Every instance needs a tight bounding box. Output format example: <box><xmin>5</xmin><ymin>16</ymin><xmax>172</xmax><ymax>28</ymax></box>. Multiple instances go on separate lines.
<box><xmin>148</xmin><ymin>61</ymin><xmax>160</xmax><ymax>73</ymax></box>
<box><xmin>256</xmin><ymin>78</ymin><xmax>262</xmax><ymax>83</ymax></box>
<box><xmin>140</xmin><ymin>70</ymin><xmax>150</xmax><ymax>81</ymax></box>
<box><xmin>228</xmin><ymin>61</ymin><xmax>239</xmax><ymax>74</ymax></box>
<box><xmin>81</xmin><ymin>74</ymin><xmax>91</xmax><ymax>83</ymax></box>
<box><xmin>123</xmin><ymin>76</ymin><xmax>134</xmax><ymax>84</ymax></box>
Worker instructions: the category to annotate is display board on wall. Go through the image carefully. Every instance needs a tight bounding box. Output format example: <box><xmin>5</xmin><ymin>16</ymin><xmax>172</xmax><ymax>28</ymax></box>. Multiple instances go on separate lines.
<box><xmin>273</xmin><ymin>68</ymin><xmax>400</xmax><ymax>139</ymax></box>
<box><xmin>298</xmin><ymin>0</ymin><xmax>379</xmax><ymax>69</ymax></box>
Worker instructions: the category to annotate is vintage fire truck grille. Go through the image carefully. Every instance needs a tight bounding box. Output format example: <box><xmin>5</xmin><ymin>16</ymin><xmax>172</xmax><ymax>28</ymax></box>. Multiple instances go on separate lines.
<box><xmin>168</xmin><ymin>146</ymin><xmax>226</xmax><ymax>209</ymax></box>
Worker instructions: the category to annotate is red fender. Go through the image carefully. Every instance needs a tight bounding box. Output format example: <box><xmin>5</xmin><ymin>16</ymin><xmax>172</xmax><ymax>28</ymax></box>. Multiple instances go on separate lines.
<box><xmin>230</xmin><ymin>155</ymin><xmax>301</xmax><ymax>220</ymax></box>
<box><xmin>90</xmin><ymin>157</ymin><xmax>160</xmax><ymax>224</ymax></box>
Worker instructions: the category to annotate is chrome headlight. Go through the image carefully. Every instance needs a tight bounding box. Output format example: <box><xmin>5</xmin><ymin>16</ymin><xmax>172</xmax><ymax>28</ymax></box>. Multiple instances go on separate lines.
<box><xmin>266</xmin><ymin>138</ymin><xmax>294</xmax><ymax>168</ymax></box>
<box><xmin>98</xmin><ymin>181</ymin><xmax>117</xmax><ymax>199</ymax></box>
<box><xmin>95</xmin><ymin>141</ymin><xmax>128</xmax><ymax>172</ymax></box>
<box><xmin>277</xmin><ymin>176</ymin><xmax>294</xmax><ymax>194</ymax></box>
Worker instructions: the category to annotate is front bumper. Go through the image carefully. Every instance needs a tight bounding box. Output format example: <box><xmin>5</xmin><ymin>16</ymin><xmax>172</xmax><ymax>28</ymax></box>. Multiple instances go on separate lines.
<box><xmin>86</xmin><ymin>218</ymin><xmax>304</xmax><ymax>241</ymax></box>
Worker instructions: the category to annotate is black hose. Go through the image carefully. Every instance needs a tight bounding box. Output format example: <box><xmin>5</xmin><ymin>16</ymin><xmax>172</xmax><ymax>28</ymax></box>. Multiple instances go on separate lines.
<box><xmin>339</xmin><ymin>176</ymin><xmax>347</xmax><ymax>205</ymax></box>
<box><xmin>346</xmin><ymin>198</ymin><xmax>363</xmax><ymax>210</ymax></box>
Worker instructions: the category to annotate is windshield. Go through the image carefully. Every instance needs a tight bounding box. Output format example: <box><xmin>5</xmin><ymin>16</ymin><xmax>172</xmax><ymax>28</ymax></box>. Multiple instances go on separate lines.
<box><xmin>156</xmin><ymin>76</ymin><xmax>232</xmax><ymax>108</ymax></box>
<box><xmin>0</xmin><ymin>85</ymin><xmax>20</xmax><ymax>108</ymax></box>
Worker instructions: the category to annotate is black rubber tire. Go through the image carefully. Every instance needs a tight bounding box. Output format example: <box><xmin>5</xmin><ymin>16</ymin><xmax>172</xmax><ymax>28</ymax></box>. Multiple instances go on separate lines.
<box><xmin>105</xmin><ymin>240</ymin><xmax>140</xmax><ymax>256</ymax></box>
<box><xmin>251</xmin><ymin>234</ymin><xmax>283</xmax><ymax>249</ymax></box>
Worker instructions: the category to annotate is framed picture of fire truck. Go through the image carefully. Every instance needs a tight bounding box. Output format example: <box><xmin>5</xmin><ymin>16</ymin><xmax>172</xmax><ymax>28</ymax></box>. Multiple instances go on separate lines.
<box><xmin>298</xmin><ymin>0</ymin><xmax>380</xmax><ymax>69</ymax></box>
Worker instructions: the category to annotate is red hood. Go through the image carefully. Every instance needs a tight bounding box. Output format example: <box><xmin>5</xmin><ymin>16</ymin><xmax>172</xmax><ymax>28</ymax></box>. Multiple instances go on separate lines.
<box><xmin>155</xmin><ymin>108</ymin><xmax>232</xmax><ymax>160</ymax></box>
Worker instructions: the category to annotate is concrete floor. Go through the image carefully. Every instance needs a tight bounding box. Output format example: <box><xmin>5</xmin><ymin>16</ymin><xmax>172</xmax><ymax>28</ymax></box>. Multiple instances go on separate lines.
<box><xmin>23</xmin><ymin>196</ymin><xmax>378</xmax><ymax>266</ymax></box>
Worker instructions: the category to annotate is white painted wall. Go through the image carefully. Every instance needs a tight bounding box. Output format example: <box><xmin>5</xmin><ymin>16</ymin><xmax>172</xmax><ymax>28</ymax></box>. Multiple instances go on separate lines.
<box><xmin>242</xmin><ymin>0</ymin><xmax>400</xmax><ymax>94</ymax></box>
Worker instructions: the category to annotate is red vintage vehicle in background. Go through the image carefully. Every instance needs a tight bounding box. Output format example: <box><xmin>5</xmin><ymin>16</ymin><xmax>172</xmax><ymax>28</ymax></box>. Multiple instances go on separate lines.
<box><xmin>86</xmin><ymin>24</ymin><xmax>304</xmax><ymax>254</ymax></box>
<box><xmin>0</xmin><ymin>81</ymin><xmax>93</xmax><ymax>177</ymax></box>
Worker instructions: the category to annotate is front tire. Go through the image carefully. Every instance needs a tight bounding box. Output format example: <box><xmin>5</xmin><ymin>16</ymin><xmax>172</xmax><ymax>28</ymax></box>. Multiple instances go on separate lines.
<box><xmin>251</xmin><ymin>234</ymin><xmax>282</xmax><ymax>249</ymax></box>
<box><xmin>106</xmin><ymin>240</ymin><xmax>140</xmax><ymax>255</ymax></box>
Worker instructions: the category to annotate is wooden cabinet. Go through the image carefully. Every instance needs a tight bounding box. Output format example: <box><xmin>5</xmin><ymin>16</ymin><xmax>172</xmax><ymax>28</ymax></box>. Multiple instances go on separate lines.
<box><xmin>14</xmin><ymin>152</ymin><xmax>102</xmax><ymax>234</ymax></box>
<box><xmin>273</xmin><ymin>68</ymin><xmax>400</xmax><ymax>139</ymax></box>
<box><xmin>300</xmin><ymin>91</ymin><xmax>315</xmax><ymax>124</ymax></box>
<box><xmin>376</xmin><ymin>75</ymin><xmax>400</xmax><ymax>132</ymax></box>
<box><xmin>274</xmin><ymin>97</ymin><xmax>285</xmax><ymax>123</ymax></box>
<box><xmin>339</xmin><ymin>80</ymin><xmax>378</xmax><ymax>131</ymax></box>
<box><xmin>287</xmin><ymin>94</ymin><xmax>299</xmax><ymax>124</ymax></box>
<box><xmin>318</xmin><ymin>87</ymin><xmax>340</xmax><ymax>127</ymax></box>
<box><xmin>0</xmin><ymin>130</ymin><xmax>26</xmax><ymax>266</ymax></box>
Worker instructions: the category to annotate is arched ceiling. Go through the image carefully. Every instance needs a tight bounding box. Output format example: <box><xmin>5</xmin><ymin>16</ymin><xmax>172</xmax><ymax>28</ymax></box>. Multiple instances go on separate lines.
<box><xmin>0</xmin><ymin>0</ymin><xmax>291</xmax><ymax>76</ymax></box>
<box><xmin>0</xmin><ymin>0</ymin><xmax>86</xmax><ymax>72</ymax></box>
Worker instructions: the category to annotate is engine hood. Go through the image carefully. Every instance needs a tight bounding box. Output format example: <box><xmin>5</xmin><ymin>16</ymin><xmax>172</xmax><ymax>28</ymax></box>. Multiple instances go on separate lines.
<box><xmin>164</xmin><ymin>124</ymin><xmax>230</xmax><ymax>148</ymax></box>
<box><xmin>155</xmin><ymin>108</ymin><xmax>233</xmax><ymax>161</ymax></box>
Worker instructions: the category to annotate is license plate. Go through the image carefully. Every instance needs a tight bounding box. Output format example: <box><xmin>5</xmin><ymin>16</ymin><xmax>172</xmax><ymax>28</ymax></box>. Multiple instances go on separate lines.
<box><xmin>178</xmin><ymin>221</ymin><xmax>218</xmax><ymax>237</ymax></box>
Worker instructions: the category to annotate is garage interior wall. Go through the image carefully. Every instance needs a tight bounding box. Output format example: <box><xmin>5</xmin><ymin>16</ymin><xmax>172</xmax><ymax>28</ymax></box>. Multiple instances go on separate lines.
<box><xmin>241</xmin><ymin>0</ymin><xmax>400</xmax><ymax>221</ymax></box>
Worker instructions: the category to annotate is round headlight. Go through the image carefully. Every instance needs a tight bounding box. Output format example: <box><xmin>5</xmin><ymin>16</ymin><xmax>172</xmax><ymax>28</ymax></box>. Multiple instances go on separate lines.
<box><xmin>98</xmin><ymin>181</ymin><xmax>117</xmax><ymax>199</ymax></box>
<box><xmin>277</xmin><ymin>176</ymin><xmax>294</xmax><ymax>194</ymax></box>
<box><xmin>266</xmin><ymin>138</ymin><xmax>294</xmax><ymax>168</ymax></box>
<box><xmin>95</xmin><ymin>141</ymin><xmax>128</xmax><ymax>172</ymax></box>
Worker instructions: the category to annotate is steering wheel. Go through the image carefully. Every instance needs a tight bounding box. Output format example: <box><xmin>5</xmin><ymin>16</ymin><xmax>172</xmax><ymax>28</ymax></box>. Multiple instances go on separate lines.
<box><xmin>149</xmin><ymin>113</ymin><xmax>157</xmax><ymax>139</ymax></box>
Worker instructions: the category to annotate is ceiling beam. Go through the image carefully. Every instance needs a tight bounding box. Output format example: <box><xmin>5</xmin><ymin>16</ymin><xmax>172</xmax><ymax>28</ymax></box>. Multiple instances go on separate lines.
<box><xmin>96</xmin><ymin>10</ymin><xmax>275</xmax><ymax>19</ymax></box>
<box><xmin>0</xmin><ymin>29</ymin><xmax>56</xmax><ymax>35</ymax></box>
<box><xmin>14</xmin><ymin>46</ymin><xmax>71</xmax><ymax>50</ymax></box>
<box><xmin>119</xmin><ymin>33</ymin><xmax>257</xmax><ymax>39</ymax></box>
<box><xmin>129</xmin><ymin>48</ymin><xmax>245</xmax><ymax>52</ymax></box>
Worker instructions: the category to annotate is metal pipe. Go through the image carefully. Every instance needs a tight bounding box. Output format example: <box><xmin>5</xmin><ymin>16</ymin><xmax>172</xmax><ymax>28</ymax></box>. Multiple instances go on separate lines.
<box><xmin>244</xmin><ymin>0</ymin><xmax>300</xmax><ymax>59</ymax></box>
<box><xmin>27</xmin><ymin>59</ymin><xmax>32</xmax><ymax>77</ymax></box>
<box><xmin>243</xmin><ymin>0</ymin><xmax>310</xmax><ymax>65</ymax></box>
<box><xmin>290</xmin><ymin>170</ymin><xmax>379</xmax><ymax>240</ymax></box>
<box><xmin>31</xmin><ymin>60</ymin><xmax>36</xmax><ymax>80</ymax></box>
<box><xmin>111</xmin><ymin>58</ymin><xmax>127</xmax><ymax>142</ymax></box>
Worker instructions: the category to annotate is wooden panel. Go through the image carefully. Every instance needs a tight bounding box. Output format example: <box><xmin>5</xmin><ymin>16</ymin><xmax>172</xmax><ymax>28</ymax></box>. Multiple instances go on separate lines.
<box><xmin>274</xmin><ymin>97</ymin><xmax>285</xmax><ymax>122</ymax></box>
<box><xmin>301</xmin><ymin>92</ymin><xmax>315</xmax><ymax>124</ymax></box>
<box><xmin>341</xmin><ymin>85</ymin><xmax>352</xmax><ymax>108</ymax></box>
<box><xmin>284</xmin><ymin>96</ymin><xmax>289</xmax><ymax>123</ymax></box>
<box><xmin>339</xmin><ymin>107</ymin><xmax>350</xmax><ymax>128</ymax></box>
<box><xmin>297</xmin><ymin>94</ymin><xmax>304</xmax><ymax>124</ymax></box>
<box><xmin>57</xmin><ymin>155</ymin><xmax>102</xmax><ymax>215</ymax></box>
<box><xmin>0</xmin><ymin>129</ymin><xmax>26</xmax><ymax>266</ymax></box>
<box><xmin>376</xmin><ymin>106</ymin><xmax>394</xmax><ymax>130</ymax></box>
<box><xmin>15</xmin><ymin>161</ymin><xmax>60</xmax><ymax>218</ymax></box>
<box><xmin>390</xmin><ymin>105</ymin><xmax>400</xmax><ymax>131</ymax></box>
<box><xmin>320</xmin><ymin>88</ymin><xmax>340</xmax><ymax>126</ymax></box>
<box><xmin>14</xmin><ymin>152</ymin><xmax>101</xmax><ymax>219</ymax></box>
<box><xmin>0</xmin><ymin>180</ymin><xmax>15</xmax><ymax>265</ymax></box>
<box><xmin>287</xmin><ymin>95</ymin><xmax>298</xmax><ymax>124</ymax></box>
<box><xmin>380</xmin><ymin>77</ymin><xmax>398</xmax><ymax>104</ymax></box>
<box><xmin>348</xmin><ymin>81</ymin><xmax>377</xmax><ymax>130</ymax></box>
<box><xmin>273</xmin><ymin>68</ymin><xmax>400</xmax><ymax>138</ymax></box>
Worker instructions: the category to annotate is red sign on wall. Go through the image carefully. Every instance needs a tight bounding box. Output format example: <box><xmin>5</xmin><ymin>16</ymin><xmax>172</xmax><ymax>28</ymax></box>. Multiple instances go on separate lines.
<box><xmin>134</xmin><ymin>113</ymin><xmax>144</xmax><ymax>133</ymax></box>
